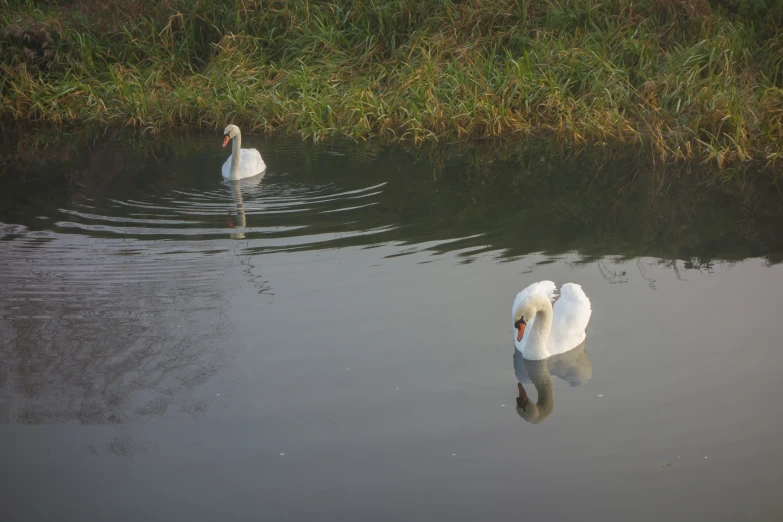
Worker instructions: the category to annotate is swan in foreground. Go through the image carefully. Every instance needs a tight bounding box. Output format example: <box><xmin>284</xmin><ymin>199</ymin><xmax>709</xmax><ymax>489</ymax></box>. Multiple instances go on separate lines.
<box><xmin>222</xmin><ymin>124</ymin><xmax>266</xmax><ymax>180</ymax></box>
<box><xmin>514</xmin><ymin>342</ymin><xmax>592</xmax><ymax>424</ymax></box>
<box><xmin>512</xmin><ymin>280</ymin><xmax>592</xmax><ymax>360</ymax></box>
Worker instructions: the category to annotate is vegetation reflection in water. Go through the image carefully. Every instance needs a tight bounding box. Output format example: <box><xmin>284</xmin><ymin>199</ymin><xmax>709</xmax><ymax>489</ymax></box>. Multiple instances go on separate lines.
<box><xmin>2</xmin><ymin>127</ymin><xmax>782</xmax><ymax>265</ymax></box>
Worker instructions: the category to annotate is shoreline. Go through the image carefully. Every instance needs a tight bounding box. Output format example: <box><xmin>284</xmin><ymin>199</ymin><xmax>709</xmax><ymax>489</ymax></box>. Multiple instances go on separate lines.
<box><xmin>2</xmin><ymin>122</ymin><xmax>776</xmax><ymax>183</ymax></box>
<box><xmin>2</xmin><ymin>1</ymin><xmax>782</xmax><ymax>172</ymax></box>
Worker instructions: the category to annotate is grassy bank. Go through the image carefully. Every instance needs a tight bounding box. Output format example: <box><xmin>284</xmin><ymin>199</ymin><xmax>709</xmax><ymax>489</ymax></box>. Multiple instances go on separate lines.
<box><xmin>2</xmin><ymin>0</ymin><xmax>783</xmax><ymax>169</ymax></box>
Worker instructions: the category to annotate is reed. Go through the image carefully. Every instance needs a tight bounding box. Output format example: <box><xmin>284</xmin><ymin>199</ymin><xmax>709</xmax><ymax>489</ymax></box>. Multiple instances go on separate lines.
<box><xmin>2</xmin><ymin>0</ymin><xmax>782</xmax><ymax>170</ymax></box>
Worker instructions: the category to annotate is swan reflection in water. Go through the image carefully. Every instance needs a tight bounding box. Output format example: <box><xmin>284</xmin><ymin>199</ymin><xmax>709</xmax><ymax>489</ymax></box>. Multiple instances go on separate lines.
<box><xmin>513</xmin><ymin>342</ymin><xmax>592</xmax><ymax>424</ymax></box>
<box><xmin>226</xmin><ymin>171</ymin><xmax>265</xmax><ymax>239</ymax></box>
<box><xmin>225</xmin><ymin>174</ymin><xmax>273</xmax><ymax>295</ymax></box>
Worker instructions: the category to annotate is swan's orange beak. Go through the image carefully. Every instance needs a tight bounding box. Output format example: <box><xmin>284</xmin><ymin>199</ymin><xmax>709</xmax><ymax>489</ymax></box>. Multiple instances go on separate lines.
<box><xmin>222</xmin><ymin>135</ymin><xmax>230</xmax><ymax>148</ymax></box>
<box><xmin>516</xmin><ymin>322</ymin><xmax>526</xmax><ymax>342</ymax></box>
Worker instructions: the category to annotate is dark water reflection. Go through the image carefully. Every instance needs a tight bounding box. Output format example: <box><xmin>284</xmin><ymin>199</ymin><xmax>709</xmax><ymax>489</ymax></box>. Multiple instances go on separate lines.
<box><xmin>1</xmin><ymin>129</ymin><xmax>783</xmax><ymax>521</ymax></box>
<box><xmin>3</xmin><ymin>129</ymin><xmax>782</xmax><ymax>261</ymax></box>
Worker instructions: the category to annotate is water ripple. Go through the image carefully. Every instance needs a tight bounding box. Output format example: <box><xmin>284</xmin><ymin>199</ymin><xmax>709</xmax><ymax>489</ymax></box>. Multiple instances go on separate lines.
<box><xmin>23</xmin><ymin>172</ymin><xmax>394</xmax><ymax>247</ymax></box>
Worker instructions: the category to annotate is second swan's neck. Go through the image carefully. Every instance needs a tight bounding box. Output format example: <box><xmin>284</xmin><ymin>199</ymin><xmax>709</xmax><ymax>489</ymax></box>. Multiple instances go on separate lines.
<box><xmin>523</xmin><ymin>296</ymin><xmax>553</xmax><ymax>360</ymax></box>
<box><xmin>230</xmin><ymin>132</ymin><xmax>242</xmax><ymax>179</ymax></box>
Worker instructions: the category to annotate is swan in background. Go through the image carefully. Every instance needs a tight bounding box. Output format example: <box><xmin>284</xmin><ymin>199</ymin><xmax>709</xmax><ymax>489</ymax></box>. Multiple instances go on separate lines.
<box><xmin>222</xmin><ymin>124</ymin><xmax>266</xmax><ymax>180</ymax></box>
<box><xmin>513</xmin><ymin>342</ymin><xmax>592</xmax><ymax>424</ymax></box>
<box><xmin>512</xmin><ymin>280</ymin><xmax>592</xmax><ymax>360</ymax></box>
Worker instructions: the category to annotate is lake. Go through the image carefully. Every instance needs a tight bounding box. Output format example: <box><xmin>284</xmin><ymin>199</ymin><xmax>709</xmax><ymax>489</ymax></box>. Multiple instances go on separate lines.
<box><xmin>1</xmin><ymin>130</ymin><xmax>783</xmax><ymax>521</ymax></box>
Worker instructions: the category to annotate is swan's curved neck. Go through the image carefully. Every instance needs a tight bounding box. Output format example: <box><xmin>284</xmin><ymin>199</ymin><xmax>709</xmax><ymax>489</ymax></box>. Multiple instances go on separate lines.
<box><xmin>522</xmin><ymin>296</ymin><xmax>553</xmax><ymax>360</ymax></box>
<box><xmin>230</xmin><ymin>131</ymin><xmax>242</xmax><ymax>180</ymax></box>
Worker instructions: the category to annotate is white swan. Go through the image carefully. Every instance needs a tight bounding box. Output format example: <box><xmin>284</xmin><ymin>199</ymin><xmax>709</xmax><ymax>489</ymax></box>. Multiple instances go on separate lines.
<box><xmin>221</xmin><ymin>124</ymin><xmax>266</xmax><ymax>180</ymax></box>
<box><xmin>512</xmin><ymin>280</ymin><xmax>592</xmax><ymax>360</ymax></box>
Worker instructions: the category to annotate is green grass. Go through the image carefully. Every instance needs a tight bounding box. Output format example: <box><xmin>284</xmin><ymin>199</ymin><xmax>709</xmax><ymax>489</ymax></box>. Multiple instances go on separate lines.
<box><xmin>2</xmin><ymin>0</ymin><xmax>783</xmax><ymax>170</ymax></box>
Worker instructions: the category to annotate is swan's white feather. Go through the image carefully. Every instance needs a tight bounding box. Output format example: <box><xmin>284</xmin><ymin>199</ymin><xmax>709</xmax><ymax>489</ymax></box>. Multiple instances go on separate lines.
<box><xmin>222</xmin><ymin>148</ymin><xmax>266</xmax><ymax>180</ymax></box>
<box><xmin>512</xmin><ymin>280</ymin><xmax>591</xmax><ymax>359</ymax></box>
<box><xmin>549</xmin><ymin>283</ymin><xmax>592</xmax><ymax>354</ymax></box>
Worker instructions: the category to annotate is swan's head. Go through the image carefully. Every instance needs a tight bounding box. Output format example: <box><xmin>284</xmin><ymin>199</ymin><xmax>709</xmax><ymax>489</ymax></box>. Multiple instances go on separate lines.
<box><xmin>513</xmin><ymin>293</ymin><xmax>552</xmax><ymax>343</ymax></box>
<box><xmin>222</xmin><ymin>124</ymin><xmax>240</xmax><ymax>147</ymax></box>
<box><xmin>513</xmin><ymin>304</ymin><xmax>532</xmax><ymax>342</ymax></box>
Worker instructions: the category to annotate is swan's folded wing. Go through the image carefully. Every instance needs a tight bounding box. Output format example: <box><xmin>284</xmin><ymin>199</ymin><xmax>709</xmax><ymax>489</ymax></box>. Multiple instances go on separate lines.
<box><xmin>550</xmin><ymin>283</ymin><xmax>592</xmax><ymax>353</ymax></box>
<box><xmin>240</xmin><ymin>149</ymin><xmax>266</xmax><ymax>176</ymax></box>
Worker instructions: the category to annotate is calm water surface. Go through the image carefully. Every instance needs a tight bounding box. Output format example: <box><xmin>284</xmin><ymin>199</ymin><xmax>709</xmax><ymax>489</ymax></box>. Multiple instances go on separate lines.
<box><xmin>1</xmin><ymin>131</ymin><xmax>783</xmax><ymax>521</ymax></box>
